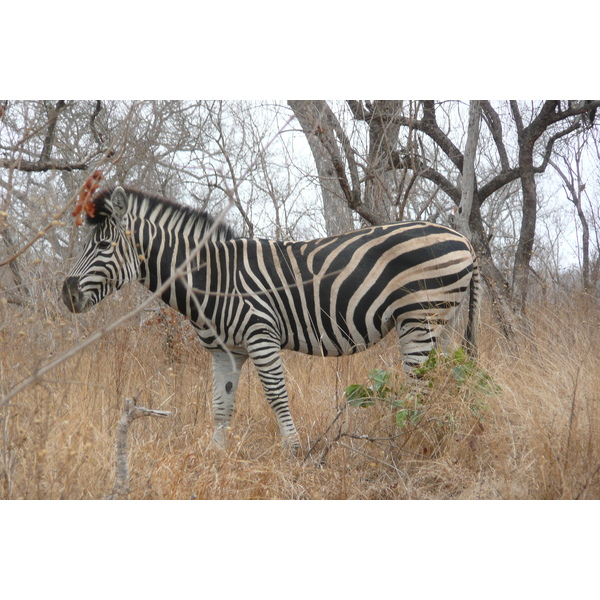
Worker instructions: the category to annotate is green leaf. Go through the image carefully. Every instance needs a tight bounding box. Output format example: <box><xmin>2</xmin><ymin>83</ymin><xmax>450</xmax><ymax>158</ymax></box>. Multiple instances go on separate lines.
<box><xmin>395</xmin><ymin>409</ymin><xmax>409</xmax><ymax>428</ymax></box>
<box><xmin>345</xmin><ymin>384</ymin><xmax>374</xmax><ymax>407</ymax></box>
<box><xmin>369</xmin><ymin>369</ymin><xmax>391</xmax><ymax>397</ymax></box>
<box><xmin>345</xmin><ymin>383</ymin><xmax>365</xmax><ymax>400</ymax></box>
<box><xmin>452</xmin><ymin>347</ymin><xmax>468</xmax><ymax>364</ymax></box>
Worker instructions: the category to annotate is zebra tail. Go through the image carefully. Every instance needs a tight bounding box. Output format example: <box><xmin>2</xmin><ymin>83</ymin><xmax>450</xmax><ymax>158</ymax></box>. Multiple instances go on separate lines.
<box><xmin>465</xmin><ymin>254</ymin><xmax>480</xmax><ymax>358</ymax></box>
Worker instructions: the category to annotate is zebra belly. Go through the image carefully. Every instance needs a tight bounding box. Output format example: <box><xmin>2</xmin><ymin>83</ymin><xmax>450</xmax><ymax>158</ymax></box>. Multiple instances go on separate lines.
<box><xmin>285</xmin><ymin>332</ymin><xmax>386</xmax><ymax>357</ymax></box>
<box><xmin>279</xmin><ymin>307</ymin><xmax>393</xmax><ymax>357</ymax></box>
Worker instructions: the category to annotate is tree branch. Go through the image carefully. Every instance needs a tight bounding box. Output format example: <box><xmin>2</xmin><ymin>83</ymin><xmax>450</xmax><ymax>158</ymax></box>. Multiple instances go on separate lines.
<box><xmin>324</xmin><ymin>103</ymin><xmax>362</xmax><ymax>206</ymax></box>
<box><xmin>535</xmin><ymin>120</ymin><xmax>582</xmax><ymax>172</ymax></box>
<box><xmin>455</xmin><ymin>100</ymin><xmax>482</xmax><ymax>239</ymax></box>
<box><xmin>510</xmin><ymin>100</ymin><xmax>524</xmax><ymax>139</ymax></box>
<box><xmin>478</xmin><ymin>168</ymin><xmax>521</xmax><ymax>202</ymax></box>
<box><xmin>40</xmin><ymin>100</ymin><xmax>66</xmax><ymax>163</ymax></box>
<box><xmin>0</xmin><ymin>159</ymin><xmax>89</xmax><ymax>172</ymax></box>
<box><xmin>346</xmin><ymin>100</ymin><xmax>369</xmax><ymax>121</ymax></box>
<box><xmin>420</xmin><ymin>101</ymin><xmax>464</xmax><ymax>172</ymax></box>
<box><xmin>481</xmin><ymin>101</ymin><xmax>510</xmax><ymax>171</ymax></box>
<box><xmin>417</xmin><ymin>165</ymin><xmax>462</xmax><ymax>205</ymax></box>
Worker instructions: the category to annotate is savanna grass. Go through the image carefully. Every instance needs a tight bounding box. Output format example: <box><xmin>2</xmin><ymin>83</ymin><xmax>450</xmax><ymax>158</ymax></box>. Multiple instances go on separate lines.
<box><xmin>1</xmin><ymin>288</ymin><xmax>599</xmax><ymax>499</ymax></box>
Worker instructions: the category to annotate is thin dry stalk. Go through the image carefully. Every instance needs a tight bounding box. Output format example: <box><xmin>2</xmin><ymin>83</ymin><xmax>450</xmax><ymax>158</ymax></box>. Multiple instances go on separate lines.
<box><xmin>108</xmin><ymin>392</ymin><xmax>170</xmax><ymax>499</ymax></box>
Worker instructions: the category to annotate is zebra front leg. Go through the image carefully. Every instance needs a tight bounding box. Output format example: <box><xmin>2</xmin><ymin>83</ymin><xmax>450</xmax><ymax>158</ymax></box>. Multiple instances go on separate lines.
<box><xmin>210</xmin><ymin>351</ymin><xmax>248</xmax><ymax>449</ymax></box>
<box><xmin>247</xmin><ymin>341</ymin><xmax>300</xmax><ymax>454</ymax></box>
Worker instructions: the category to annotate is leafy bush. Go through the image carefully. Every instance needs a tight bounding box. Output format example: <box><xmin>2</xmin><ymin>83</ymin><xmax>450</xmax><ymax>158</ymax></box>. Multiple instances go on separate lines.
<box><xmin>344</xmin><ymin>349</ymin><xmax>500</xmax><ymax>430</ymax></box>
<box><xmin>345</xmin><ymin>367</ymin><xmax>423</xmax><ymax>428</ymax></box>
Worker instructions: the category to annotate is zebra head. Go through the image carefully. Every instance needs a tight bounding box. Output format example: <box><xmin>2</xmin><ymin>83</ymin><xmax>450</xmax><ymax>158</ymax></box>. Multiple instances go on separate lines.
<box><xmin>62</xmin><ymin>187</ymin><xmax>140</xmax><ymax>313</ymax></box>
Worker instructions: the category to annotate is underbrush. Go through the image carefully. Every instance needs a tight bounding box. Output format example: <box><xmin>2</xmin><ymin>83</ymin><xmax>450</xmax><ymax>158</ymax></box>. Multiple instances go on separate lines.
<box><xmin>1</xmin><ymin>290</ymin><xmax>599</xmax><ymax>499</ymax></box>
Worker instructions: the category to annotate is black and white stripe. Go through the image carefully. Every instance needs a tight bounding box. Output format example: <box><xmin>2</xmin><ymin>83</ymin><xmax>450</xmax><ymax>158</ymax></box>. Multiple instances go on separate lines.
<box><xmin>63</xmin><ymin>186</ymin><xmax>480</xmax><ymax>451</ymax></box>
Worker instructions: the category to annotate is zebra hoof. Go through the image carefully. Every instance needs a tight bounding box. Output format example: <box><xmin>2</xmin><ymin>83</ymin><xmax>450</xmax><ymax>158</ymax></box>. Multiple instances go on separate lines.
<box><xmin>211</xmin><ymin>426</ymin><xmax>230</xmax><ymax>450</ymax></box>
<box><xmin>282</xmin><ymin>435</ymin><xmax>301</xmax><ymax>458</ymax></box>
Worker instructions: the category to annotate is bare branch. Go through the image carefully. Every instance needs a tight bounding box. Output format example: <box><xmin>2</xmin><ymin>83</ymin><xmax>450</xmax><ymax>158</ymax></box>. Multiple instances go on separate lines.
<box><xmin>0</xmin><ymin>158</ymin><xmax>89</xmax><ymax>172</ymax></box>
<box><xmin>481</xmin><ymin>100</ymin><xmax>510</xmax><ymax>171</ymax></box>
<box><xmin>40</xmin><ymin>101</ymin><xmax>66</xmax><ymax>163</ymax></box>
<box><xmin>109</xmin><ymin>392</ymin><xmax>170</xmax><ymax>498</ymax></box>
<box><xmin>535</xmin><ymin>121</ymin><xmax>582</xmax><ymax>172</ymax></box>
<box><xmin>420</xmin><ymin>101</ymin><xmax>464</xmax><ymax>172</ymax></box>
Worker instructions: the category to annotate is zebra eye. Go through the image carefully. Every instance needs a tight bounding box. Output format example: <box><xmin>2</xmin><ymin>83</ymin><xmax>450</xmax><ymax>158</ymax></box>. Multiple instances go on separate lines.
<box><xmin>98</xmin><ymin>240</ymin><xmax>113</xmax><ymax>251</ymax></box>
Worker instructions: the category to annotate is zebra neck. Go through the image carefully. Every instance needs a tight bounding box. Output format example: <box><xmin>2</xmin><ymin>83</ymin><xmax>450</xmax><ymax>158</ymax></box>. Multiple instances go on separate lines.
<box><xmin>128</xmin><ymin>210</ymin><xmax>216</xmax><ymax>316</ymax></box>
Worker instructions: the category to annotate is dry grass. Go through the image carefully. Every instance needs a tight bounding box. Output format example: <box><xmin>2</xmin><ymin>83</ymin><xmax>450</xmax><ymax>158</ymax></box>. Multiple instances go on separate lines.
<box><xmin>1</xmin><ymin>289</ymin><xmax>600</xmax><ymax>500</ymax></box>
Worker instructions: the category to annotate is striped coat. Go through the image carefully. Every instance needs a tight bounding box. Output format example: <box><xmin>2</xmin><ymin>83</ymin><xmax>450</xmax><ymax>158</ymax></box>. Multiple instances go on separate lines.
<box><xmin>63</xmin><ymin>186</ymin><xmax>479</xmax><ymax>452</ymax></box>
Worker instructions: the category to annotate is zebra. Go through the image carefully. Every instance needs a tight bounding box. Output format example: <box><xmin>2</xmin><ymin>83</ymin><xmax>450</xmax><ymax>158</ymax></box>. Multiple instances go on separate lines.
<box><xmin>62</xmin><ymin>186</ymin><xmax>480</xmax><ymax>453</ymax></box>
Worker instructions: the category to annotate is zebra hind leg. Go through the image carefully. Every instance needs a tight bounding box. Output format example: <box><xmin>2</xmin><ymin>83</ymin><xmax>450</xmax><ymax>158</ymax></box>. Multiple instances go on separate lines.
<box><xmin>396</xmin><ymin>318</ymin><xmax>446</xmax><ymax>403</ymax></box>
<box><xmin>396</xmin><ymin>319</ymin><xmax>442</xmax><ymax>374</ymax></box>
<box><xmin>210</xmin><ymin>351</ymin><xmax>248</xmax><ymax>450</ymax></box>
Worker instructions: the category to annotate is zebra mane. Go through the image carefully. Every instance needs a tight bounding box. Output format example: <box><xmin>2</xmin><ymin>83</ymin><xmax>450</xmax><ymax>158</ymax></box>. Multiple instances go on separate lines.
<box><xmin>87</xmin><ymin>186</ymin><xmax>236</xmax><ymax>241</ymax></box>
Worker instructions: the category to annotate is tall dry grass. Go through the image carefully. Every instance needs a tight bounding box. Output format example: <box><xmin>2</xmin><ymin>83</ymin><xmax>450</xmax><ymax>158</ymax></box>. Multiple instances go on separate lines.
<box><xmin>1</xmin><ymin>287</ymin><xmax>599</xmax><ymax>500</ymax></box>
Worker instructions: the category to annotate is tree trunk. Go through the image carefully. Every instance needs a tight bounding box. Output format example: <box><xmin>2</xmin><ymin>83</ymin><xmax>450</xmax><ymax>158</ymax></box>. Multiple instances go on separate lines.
<box><xmin>0</xmin><ymin>224</ymin><xmax>31</xmax><ymax>304</ymax></box>
<box><xmin>288</xmin><ymin>101</ymin><xmax>354</xmax><ymax>235</ymax></box>
<box><xmin>455</xmin><ymin>100</ymin><xmax>481</xmax><ymax>240</ymax></box>
<box><xmin>513</xmin><ymin>138</ymin><xmax>538</xmax><ymax>310</ymax></box>
<box><xmin>364</xmin><ymin>101</ymin><xmax>403</xmax><ymax>224</ymax></box>
<box><xmin>576</xmin><ymin>198</ymin><xmax>591</xmax><ymax>292</ymax></box>
<box><xmin>468</xmin><ymin>198</ymin><xmax>516</xmax><ymax>340</ymax></box>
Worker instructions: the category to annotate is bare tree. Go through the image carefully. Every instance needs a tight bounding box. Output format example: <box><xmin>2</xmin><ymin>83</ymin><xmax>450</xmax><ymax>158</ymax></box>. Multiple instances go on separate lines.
<box><xmin>287</xmin><ymin>100</ymin><xmax>600</xmax><ymax>322</ymax></box>
<box><xmin>549</xmin><ymin>124</ymin><xmax>600</xmax><ymax>292</ymax></box>
<box><xmin>288</xmin><ymin>101</ymin><xmax>354</xmax><ymax>234</ymax></box>
<box><xmin>1</xmin><ymin>100</ymin><xmax>326</xmax><ymax>309</ymax></box>
<box><xmin>3</xmin><ymin>99</ymin><xmax>599</xmax><ymax>319</ymax></box>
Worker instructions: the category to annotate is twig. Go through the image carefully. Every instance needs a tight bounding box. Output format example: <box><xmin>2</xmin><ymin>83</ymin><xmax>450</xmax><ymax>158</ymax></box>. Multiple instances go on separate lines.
<box><xmin>334</xmin><ymin>441</ymin><xmax>402</xmax><ymax>472</ymax></box>
<box><xmin>108</xmin><ymin>392</ymin><xmax>170</xmax><ymax>499</ymax></box>
<box><xmin>0</xmin><ymin>106</ymin><xmax>131</xmax><ymax>269</ymax></box>
<box><xmin>303</xmin><ymin>405</ymin><xmax>345</xmax><ymax>464</ymax></box>
<box><xmin>575</xmin><ymin>460</ymin><xmax>600</xmax><ymax>500</ymax></box>
<box><xmin>565</xmin><ymin>362</ymin><xmax>582</xmax><ymax>463</ymax></box>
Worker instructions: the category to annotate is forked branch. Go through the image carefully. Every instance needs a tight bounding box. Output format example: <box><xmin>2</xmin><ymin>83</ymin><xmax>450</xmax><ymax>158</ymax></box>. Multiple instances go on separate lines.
<box><xmin>108</xmin><ymin>392</ymin><xmax>171</xmax><ymax>499</ymax></box>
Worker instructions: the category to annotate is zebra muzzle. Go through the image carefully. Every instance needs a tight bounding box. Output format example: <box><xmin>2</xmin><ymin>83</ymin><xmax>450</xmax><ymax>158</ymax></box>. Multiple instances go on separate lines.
<box><xmin>62</xmin><ymin>276</ymin><xmax>90</xmax><ymax>313</ymax></box>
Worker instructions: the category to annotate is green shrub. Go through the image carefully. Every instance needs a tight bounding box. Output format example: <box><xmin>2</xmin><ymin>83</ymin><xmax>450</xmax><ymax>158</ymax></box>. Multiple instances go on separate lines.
<box><xmin>344</xmin><ymin>349</ymin><xmax>500</xmax><ymax>430</ymax></box>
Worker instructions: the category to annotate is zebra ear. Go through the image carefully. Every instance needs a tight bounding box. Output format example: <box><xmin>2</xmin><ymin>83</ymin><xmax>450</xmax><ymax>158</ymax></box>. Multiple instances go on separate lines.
<box><xmin>110</xmin><ymin>187</ymin><xmax>128</xmax><ymax>219</ymax></box>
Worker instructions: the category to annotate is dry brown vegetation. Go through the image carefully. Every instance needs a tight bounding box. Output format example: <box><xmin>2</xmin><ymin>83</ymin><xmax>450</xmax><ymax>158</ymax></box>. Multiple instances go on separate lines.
<box><xmin>1</xmin><ymin>288</ymin><xmax>599</xmax><ymax>500</ymax></box>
